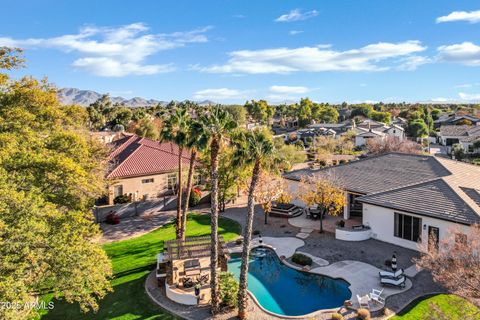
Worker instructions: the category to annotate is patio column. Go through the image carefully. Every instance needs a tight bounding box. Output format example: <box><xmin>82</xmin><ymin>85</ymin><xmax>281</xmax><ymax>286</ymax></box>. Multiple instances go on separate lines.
<box><xmin>343</xmin><ymin>191</ymin><xmax>350</xmax><ymax>220</ymax></box>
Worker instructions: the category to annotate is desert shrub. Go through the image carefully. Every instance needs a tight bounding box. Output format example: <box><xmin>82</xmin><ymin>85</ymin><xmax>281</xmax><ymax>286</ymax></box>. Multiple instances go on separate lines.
<box><xmin>105</xmin><ymin>212</ymin><xmax>120</xmax><ymax>225</ymax></box>
<box><xmin>356</xmin><ymin>308</ymin><xmax>370</xmax><ymax>320</ymax></box>
<box><xmin>188</xmin><ymin>187</ymin><xmax>202</xmax><ymax>207</ymax></box>
<box><xmin>292</xmin><ymin>253</ymin><xmax>312</xmax><ymax>266</ymax></box>
<box><xmin>218</xmin><ymin>272</ymin><xmax>239</xmax><ymax>309</ymax></box>
<box><xmin>331</xmin><ymin>312</ymin><xmax>344</xmax><ymax>320</ymax></box>
<box><xmin>113</xmin><ymin>194</ymin><xmax>130</xmax><ymax>204</ymax></box>
<box><xmin>318</xmin><ymin>160</ymin><xmax>327</xmax><ymax>167</ymax></box>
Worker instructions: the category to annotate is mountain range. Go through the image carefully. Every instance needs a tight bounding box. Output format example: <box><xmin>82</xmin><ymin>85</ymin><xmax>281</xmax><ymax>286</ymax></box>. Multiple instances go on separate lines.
<box><xmin>57</xmin><ymin>88</ymin><xmax>216</xmax><ymax>107</ymax></box>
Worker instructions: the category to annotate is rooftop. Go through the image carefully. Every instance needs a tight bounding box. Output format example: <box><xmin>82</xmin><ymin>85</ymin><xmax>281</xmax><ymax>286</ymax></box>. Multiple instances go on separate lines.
<box><xmin>107</xmin><ymin>133</ymin><xmax>194</xmax><ymax>179</ymax></box>
<box><xmin>284</xmin><ymin>153</ymin><xmax>480</xmax><ymax>225</ymax></box>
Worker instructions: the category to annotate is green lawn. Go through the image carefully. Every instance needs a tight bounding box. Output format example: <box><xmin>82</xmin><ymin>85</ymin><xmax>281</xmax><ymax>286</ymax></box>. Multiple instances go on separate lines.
<box><xmin>41</xmin><ymin>213</ymin><xmax>241</xmax><ymax>320</ymax></box>
<box><xmin>392</xmin><ymin>294</ymin><xmax>479</xmax><ymax>320</ymax></box>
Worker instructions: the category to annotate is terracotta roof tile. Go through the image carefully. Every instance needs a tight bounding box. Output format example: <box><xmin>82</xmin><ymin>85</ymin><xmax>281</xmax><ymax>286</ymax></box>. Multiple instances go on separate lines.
<box><xmin>107</xmin><ymin>134</ymin><xmax>194</xmax><ymax>179</ymax></box>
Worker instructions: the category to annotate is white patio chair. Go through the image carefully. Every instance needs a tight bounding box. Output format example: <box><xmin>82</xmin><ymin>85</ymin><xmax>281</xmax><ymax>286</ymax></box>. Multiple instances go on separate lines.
<box><xmin>369</xmin><ymin>288</ymin><xmax>385</xmax><ymax>305</ymax></box>
<box><xmin>356</xmin><ymin>294</ymin><xmax>370</xmax><ymax>309</ymax></box>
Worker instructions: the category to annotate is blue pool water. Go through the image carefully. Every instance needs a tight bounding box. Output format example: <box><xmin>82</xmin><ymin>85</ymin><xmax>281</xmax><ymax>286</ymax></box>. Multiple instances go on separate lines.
<box><xmin>228</xmin><ymin>247</ymin><xmax>351</xmax><ymax>316</ymax></box>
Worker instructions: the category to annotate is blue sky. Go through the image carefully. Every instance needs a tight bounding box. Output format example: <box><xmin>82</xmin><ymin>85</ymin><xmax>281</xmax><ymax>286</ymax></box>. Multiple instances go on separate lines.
<box><xmin>2</xmin><ymin>0</ymin><xmax>480</xmax><ymax>104</ymax></box>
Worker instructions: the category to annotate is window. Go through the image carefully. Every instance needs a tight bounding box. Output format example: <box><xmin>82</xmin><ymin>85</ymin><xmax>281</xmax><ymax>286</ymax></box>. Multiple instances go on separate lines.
<box><xmin>142</xmin><ymin>178</ymin><xmax>154</xmax><ymax>184</ymax></box>
<box><xmin>394</xmin><ymin>212</ymin><xmax>422</xmax><ymax>242</ymax></box>
<box><xmin>167</xmin><ymin>173</ymin><xmax>177</xmax><ymax>190</ymax></box>
<box><xmin>113</xmin><ymin>185</ymin><xmax>123</xmax><ymax>198</ymax></box>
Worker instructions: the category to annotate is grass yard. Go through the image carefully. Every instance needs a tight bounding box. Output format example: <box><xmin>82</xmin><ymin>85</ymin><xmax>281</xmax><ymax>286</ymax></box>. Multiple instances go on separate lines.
<box><xmin>41</xmin><ymin>213</ymin><xmax>241</xmax><ymax>320</ymax></box>
<box><xmin>392</xmin><ymin>294</ymin><xmax>479</xmax><ymax>320</ymax></box>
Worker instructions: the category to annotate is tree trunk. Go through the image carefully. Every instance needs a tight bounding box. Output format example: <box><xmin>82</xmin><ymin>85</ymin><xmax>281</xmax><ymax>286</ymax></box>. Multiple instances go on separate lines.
<box><xmin>264</xmin><ymin>210</ymin><xmax>268</xmax><ymax>224</ymax></box>
<box><xmin>209</xmin><ymin>138</ymin><xmax>220</xmax><ymax>314</ymax></box>
<box><xmin>180</xmin><ymin>149</ymin><xmax>197</xmax><ymax>240</ymax></box>
<box><xmin>319</xmin><ymin>208</ymin><xmax>326</xmax><ymax>233</ymax></box>
<box><xmin>176</xmin><ymin>147</ymin><xmax>184</xmax><ymax>239</ymax></box>
<box><xmin>237</xmin><ymin>159</ymin><xmax>261</xmax><ymax>320</ymax></box>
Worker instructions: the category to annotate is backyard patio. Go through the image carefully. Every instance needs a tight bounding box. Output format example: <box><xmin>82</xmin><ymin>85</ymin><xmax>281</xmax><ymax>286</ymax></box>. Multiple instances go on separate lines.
<box><xmin>221</xmin><ymin>202</ymin><xmax>446</xmax><ymax>316</ymax></box>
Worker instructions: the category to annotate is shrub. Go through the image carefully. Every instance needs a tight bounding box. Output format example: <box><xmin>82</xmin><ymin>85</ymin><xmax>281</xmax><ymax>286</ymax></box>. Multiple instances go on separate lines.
<box><xmin>188</xmin><ymin>187</ymin><xmax>202</xmax><ymax>207</ymax></box>
<box><xmin>253</xmin><ymin>230</ymin><xmax>261</xmax><ymax>236</ymax></box>
<box><xmin>356</xmin><ymin>308</ymin><xmax>370</xmax><ymax>320</ymax></box>
<box><xmin>106</xmin><ymin>212</ymin><xmax>120</xmax><ymax>225</ymax></box>
<box><xmin>318</xmin><ymin>160</ymin><xmax>327</xmax><ymax>167</ymax></box>
<box><xmin>277</xmin><ymin>192</ymin><xmax>292</xmax><ymax>204</ymax></box>
<box><xmin>113</xmin><ymin>194</ymin><xmax>130</xmax><ymax>204</ymax></box>
<box><xmin>218</xmin><ymin>272</ymin><xmax>239</xmax><ymax>309</ymax></box>
<box><xmin>331</xmin><ymin>312</ymin><xmax>344</xmax><ymax>320</ymax></box>
<box><xmin>292</xmin><ymin>253</ymin><xmax>312</xmax><ymax>266</ymax></box>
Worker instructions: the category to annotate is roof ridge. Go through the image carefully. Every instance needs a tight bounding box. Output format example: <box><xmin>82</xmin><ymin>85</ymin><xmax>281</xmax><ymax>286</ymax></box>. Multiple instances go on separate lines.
<box><xmin>107</xmin><ymin>141</ymin><xmax>143</xmax><ymax>179</ymax></box>
<box><xmin>440</xmin><ymin>177</ymin><xmax>480</xmax><ymax>217</ymax></box>
<box><xmin>357</xmin><ymin>177</ymin><xmax>442</xmax><ymax>199</ymax></box>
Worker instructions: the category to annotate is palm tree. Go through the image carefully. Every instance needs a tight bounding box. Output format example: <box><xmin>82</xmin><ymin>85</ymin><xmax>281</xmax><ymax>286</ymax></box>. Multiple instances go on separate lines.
<box><xmin>196</xmin><ymin>106</ymin><xmax>237</xmax><ymax>314</ymax></box>
<box><xmin>235</xmin><ymin>129</ymin><xmax>275</xmax><ymax>320</ymax></box>
<box><xmin>180</xmin><ymin>118</ymin><xmax>208</xmax><ymax>239</ymax></box>
<box><xmin>160</xmin><ymin>107</ymin><xmax>190</xmax><ymax>239</ymax></box>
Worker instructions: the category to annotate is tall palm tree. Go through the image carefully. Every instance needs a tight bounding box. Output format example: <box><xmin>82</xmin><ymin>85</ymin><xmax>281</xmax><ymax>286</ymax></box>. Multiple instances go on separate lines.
<box><xmin>160</xmin><ymin>107</ymin><xmax>190</xmax><ymax>239</ymax></box>
<box><xmin>180</xmin><ymin>118</ymin><xmax>208</xmax><ymax>239</ymax></box>
<box><xmin>235</xmin><ymin>129</ymin><xmax>275</xmax><ymax>320</ymax></box>
<box><xmin>196</xmin><ymin>106</ymin><xmax>237</xmax><ymax>314</ymax></box>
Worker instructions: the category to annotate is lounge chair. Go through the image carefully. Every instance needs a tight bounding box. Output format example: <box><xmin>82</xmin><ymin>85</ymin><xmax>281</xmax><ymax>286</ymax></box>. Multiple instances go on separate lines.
<box><xmin>380</xmin><ymin>275</ymin><xmax>406</xmax><ymax>288</ymax></box>
<box><xmin>369</xmin><ymin>288</ymin><xmax>385</xmax><ymax>305</ymax></box>
<box><xmin>356</xmin><ymin>294</ymin><xmax>370</xmax><ymax>309</ymax></box>
<box><xmin>379</xmin><ymin>268</ymin><xmax>404</xmax><ymax>279</ymax></box>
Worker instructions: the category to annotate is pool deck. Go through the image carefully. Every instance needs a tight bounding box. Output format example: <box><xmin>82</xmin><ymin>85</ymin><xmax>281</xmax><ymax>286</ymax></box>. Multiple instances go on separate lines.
<box><xmin>143</xmin><ymin>199</ymin><xmax>445</xmax><ymax>319</ymax></box>
<box><xmin>230</xmin><ymin>235</ymin><xmax>412</xmax><ymax>312</ymax></box>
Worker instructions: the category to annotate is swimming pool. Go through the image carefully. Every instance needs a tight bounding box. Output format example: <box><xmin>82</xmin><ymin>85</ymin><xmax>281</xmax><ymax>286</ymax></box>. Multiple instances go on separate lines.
<box><xmin>228</xmin><ymin>247</ymin><xmax>351</xmax><ymax>316</ymax></box>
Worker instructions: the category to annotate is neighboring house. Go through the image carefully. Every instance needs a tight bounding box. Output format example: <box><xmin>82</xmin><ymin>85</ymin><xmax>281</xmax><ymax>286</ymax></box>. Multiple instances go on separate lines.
<box><xmin>106</xmin><ymin>133</ymin><xmax>197</xmax><ymax>205</ymax></box>
<box><xmin>284</xmin><ymin>153</ymin><xmax>480</xmax><ymax>252</ymax></box>
<box><xmin>438</xmin><ymin>125</ymin><xmax>480</xmax><ymax>154</ymax></box>
<box><xmin>309</xmin><ymin>119</ymin><xmax>405</xmax><ymax>147</ymax></box>
<box><xmin>392</xmin><ymin>116</ymin><xmax>408</xmax><ymax>128</ymax></box>
<box><xmin>434</xmin><ymin>114</ymin><xmax>480</xmax><ymax>129</ymax></box>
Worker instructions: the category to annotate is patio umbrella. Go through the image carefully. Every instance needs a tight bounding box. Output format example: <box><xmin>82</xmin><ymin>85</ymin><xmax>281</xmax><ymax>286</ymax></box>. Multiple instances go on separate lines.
<box><xmin>391</xmin><ymin>253</ymin><xmax>397</xmax><ymax>271</ymax></box>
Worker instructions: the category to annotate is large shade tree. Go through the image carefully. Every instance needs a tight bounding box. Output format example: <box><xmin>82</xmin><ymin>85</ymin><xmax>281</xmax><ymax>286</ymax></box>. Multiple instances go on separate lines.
<box><xmin>297</xmin><ymin>174</ymin><xmax>346</xmax><ymax>233</ymax></box>
<box><xmin>0</xmin><ymin>48</ymin><xmax>112</xmax><ymax>319</ymax></box>
<box><xmin>196</xmin><ymin>106</ymin><xmax>237</xmax><ymax>314</ymax></box>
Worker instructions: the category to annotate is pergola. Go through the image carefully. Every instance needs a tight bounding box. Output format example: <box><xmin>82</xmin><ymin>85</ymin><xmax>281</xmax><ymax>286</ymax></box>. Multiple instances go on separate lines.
<box><xmin>164</xmin><ymin>235</ymin><xmax>228</xmax><ymax>261</ymax></box>
<box><xmin>162</xmin><ymin>236</ymin><xmax>229</xmax><ymax>286</ymax></box>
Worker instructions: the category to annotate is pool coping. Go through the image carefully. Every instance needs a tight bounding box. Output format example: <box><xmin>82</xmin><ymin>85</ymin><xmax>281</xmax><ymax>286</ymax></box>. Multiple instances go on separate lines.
<box><xmin>240</xmin><ymin>243</ymin><xmax>348</xmax><ymax>319</ymax></box>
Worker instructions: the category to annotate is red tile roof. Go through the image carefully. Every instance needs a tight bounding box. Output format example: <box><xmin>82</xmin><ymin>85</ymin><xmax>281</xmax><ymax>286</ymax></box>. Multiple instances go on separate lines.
<box><xmin>107</xmin><ymin>134</ymin><xmax>194</xmax><ymax>179</ymax></box>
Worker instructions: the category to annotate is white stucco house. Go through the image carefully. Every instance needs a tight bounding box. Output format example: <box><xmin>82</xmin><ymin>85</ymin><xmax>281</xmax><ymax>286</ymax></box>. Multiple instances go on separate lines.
<box><xmin>284</xmin><ymin>153</ymin><xmax>480</xmax><ymax>252</ymax></box>
<box><xmin>438</xmin><ymin>125</ymin><xmax>480</xmax><ymax>154</ymax></box>
<box><xmin>309</xmin><ymin>119</ymin><xmax>405</xmax><ymax>148</ymax></box>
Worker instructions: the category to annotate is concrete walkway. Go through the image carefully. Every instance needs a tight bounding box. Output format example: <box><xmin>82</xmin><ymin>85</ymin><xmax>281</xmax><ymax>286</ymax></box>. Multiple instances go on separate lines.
<box><xmin>289</xmin><ymin>212</ymin><xmax>362</xmax><ymax>232</ymax></box>
<box><xmin>311</xmin><ymin>260</ymin><xmax>412</xmax><ymax>311</ymax></box>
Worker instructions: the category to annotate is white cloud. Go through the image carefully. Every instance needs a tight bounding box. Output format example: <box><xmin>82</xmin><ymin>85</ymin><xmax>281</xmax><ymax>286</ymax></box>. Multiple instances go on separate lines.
<box><xmin>72</xmin><ymin>58</ymin><xmax>174</xmax><ymax>77</ymax></box>
<box><xmin>455</xmin><ymin>83</ymin><xmax>480</xmax><ymax>88</ymax></box>
<box><xmin>269</xmin><ymin>85</ymin><xmax>309</xmax><ymax>94</ymax></box>
<box><xmin>192</xmin><ymin>88</ymin><xmax>248</xmax><ymax>100</ymax></box>
<box><xmin>397</xmin><ymin>55</ymin><xmax>431</xmax><ymax>70</ymax></box>
<box><xmin>436</xmin><ymin>10</ymin><xmax>480</xmax><ymax>24</ymax></box>
<box><xmin>459</xmin><ymin>92</ymin><xmax>480</xmax><ymax>101</ymax></box>
<box><xmin>197</xmin><ymin>41</ymin><xmax>426</xmax><ymax>74</ymax></box>
<box><xmin>431</xmin><ymin>97</ymin><xmax>448</xmax><ymax>102</ymax></box>
<box><xmin>0</xmin><ymin>23</ymin><xmax>210</xmax><ymax>77</ymax></box>
<box><xmin>275</xmin><ymin>9</ymin><xmax>318</xmax><ymax>22</ymax></box>
<box><xmin>289</xmin><ymin>30</ymin><xmax>304</xmax><ymax>36</ymax></box>
<box><xmin>437</xmin><ymin>42</ymin><xmax>480</xmax><ymax>66</ymax></box>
